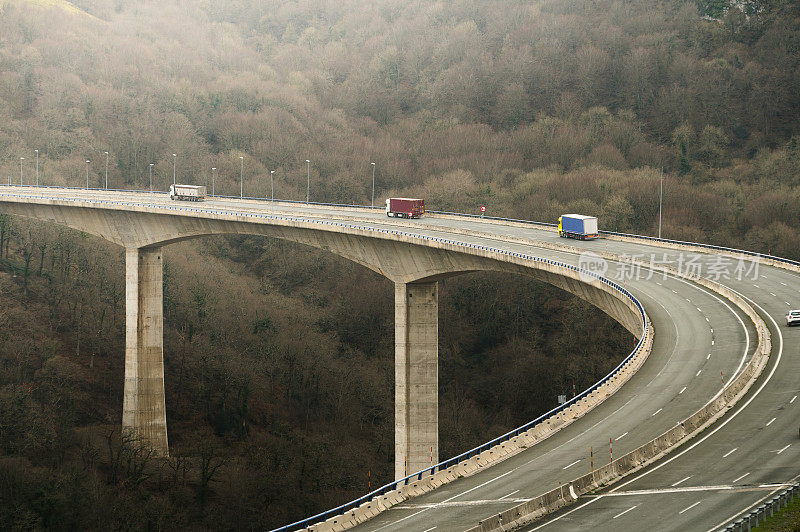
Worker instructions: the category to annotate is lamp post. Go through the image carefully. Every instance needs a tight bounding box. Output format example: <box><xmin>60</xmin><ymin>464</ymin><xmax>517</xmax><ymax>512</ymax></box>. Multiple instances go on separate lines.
<box><xmin>19</xmin><ymin>157</ymin><xmax>24</xmax><ymax>185</ymax></box>
<box><xmin>172</xmin><ymin>154</ymin><xmax>176</xmax><ymax>185</ymax></box>
<box><xmin>239</xmin><ymin>156</ymin><xmax>244</xmax><ymax>198</ymax></box>
<box><xmin>371</xmin><ymin>162</ymin><xmax>376</xmax><ymax>208</ymax></box>
<box><xmin>35</xmin><ymin>150</ymin><xmax>39</xmax><ymax>186</ymax></box>
<box><xmin>270</xmin><ymin>170</ymin><xmax>275</xmax><ymax>205</ymax></box>
<box><xmin>305</xmin><ymin>159</ymin><xmax>310</xmax><ymax>204</ymax></box>
<box><xmin>85</xmin><ymin>160</ymin><xmax>90</xmax><ymax>188</ymax></box>
<box><xmin>658</xmin><ymin>168</ymin><xmax>663</xmax><ymax>239</ymax></box>
<box><xmin>104</xmin><ymin>151</ymin><xmax>109</xmax><ymax>189</ymax></box>
<box><xmin>149</xmin><ymin>163</ymin><xmax>154</xmax><ymax>194</ymax></box>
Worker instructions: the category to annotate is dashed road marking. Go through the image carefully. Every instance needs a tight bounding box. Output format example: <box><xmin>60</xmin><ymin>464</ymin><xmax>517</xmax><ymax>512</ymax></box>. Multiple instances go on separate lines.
<box><xmin>679</xmin><ymin>501</ymin><xmax>702</xmax><ymax>514</ymax></box>
<box><xmin>563</xmin><ymin>459</ymin><xmax>581</xmax><ymax>470</ymax></box>
<box><xmin>696</xmin><ymin>370</ymin><xmax>702</xmax><ymax>377</ymax></box>
<box><xmin>791</xmin><ymin>395</ymin><xmax>797</xmax><ymax>404</ymax></box>
<box><xmin>723</xmin><ymin>448</ymin><xmax>737</xmax><ymax>458</ymax></box>
<box><xmin>679</xmin><ymin>386</ymin><xmax>687</xmax><ymax>394</ymax></box>
<box><xmin>499</xmin><ymin>490</ymin><xmax>519</xmax><ymax>500</ymax></box>
<box><xmin>777</xmin><ymin>444</ymin><xmax>791</xmax><ymax>455</ymax></box>
<box><xmin>671</xmin><ymin>476</ymin><xmax>691</xmax><ymax>487</ymax></box>
<box><xmin>733</xmin><ymin>472</ymin><xmax>750</xmax><ymax>483</ymax></box>
<box><xmin>612</xmin><ymin>505</ymin><xmax>638</xmax><ymax>519</ymax></box>
<box><xmin>652</xmin><ymin>408</ymin><xmax>662</xmax><ymax>416</ymax></box>
<box><xmin>616</xmin><ymin>432</ymin><xmax>628</xmax><ymax>441</ymax></box>
<box><xmin>766</xmin><ymin>417</ymin><xmax>776</xmax><ymax>426</ymax></box>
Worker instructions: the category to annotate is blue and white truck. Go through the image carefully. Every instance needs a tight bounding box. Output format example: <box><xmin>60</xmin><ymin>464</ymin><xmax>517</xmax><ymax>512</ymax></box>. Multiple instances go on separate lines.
<box><xmin>558</xmin><ymin>214</ymin><xmax>599</xmax><ymax>240</ymax></box>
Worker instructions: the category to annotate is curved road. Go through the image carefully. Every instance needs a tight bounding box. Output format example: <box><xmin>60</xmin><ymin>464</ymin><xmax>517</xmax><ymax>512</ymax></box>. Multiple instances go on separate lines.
<box><xmin>1</xmin><ymin>187</ymin><xmax>796</xmax><ymax>531</ymax></box>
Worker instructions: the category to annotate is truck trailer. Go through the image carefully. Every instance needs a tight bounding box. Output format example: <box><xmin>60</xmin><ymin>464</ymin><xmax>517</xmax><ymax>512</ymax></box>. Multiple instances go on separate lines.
<box><xmin>386</xmin><ymin>198</ymin><xmax>425</xmax><ymax>218</ymax></box>
<box><xmin>558</xmin><ymin>214</ymin><xmax>599</xmax><ymax>240</ymax></box>
<box><xmin>169</xmin><ymin>184</ymin><xmax>207</xmax><ymax>201</ymax></box>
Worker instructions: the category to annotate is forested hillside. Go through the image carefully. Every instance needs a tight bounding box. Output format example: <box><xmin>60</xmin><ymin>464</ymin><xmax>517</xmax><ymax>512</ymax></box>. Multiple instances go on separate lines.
<box><xmin>1</xmin><ymin>0</ymin><xmax>799</xmax><ymax>528</ymax></box>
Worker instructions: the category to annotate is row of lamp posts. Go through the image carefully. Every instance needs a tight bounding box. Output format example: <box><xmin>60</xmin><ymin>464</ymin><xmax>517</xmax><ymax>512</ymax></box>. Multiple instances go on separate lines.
<box><xmin>15</xmin><ymin>152</ymin><xmax>379</xmax><ymax>207</ymax></box>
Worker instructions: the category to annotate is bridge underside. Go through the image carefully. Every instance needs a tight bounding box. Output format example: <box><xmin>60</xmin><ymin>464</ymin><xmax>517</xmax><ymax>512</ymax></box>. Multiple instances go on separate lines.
<box><xmin>0</xmin><ymin>201</ymin><xmax>644</xmax><ymax>478</ymax></box>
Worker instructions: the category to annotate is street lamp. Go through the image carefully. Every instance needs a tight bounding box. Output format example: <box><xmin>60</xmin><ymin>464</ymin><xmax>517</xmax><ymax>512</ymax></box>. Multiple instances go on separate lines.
<box><xmin>19</xmin><ymin>157</ymin><xmax>24</xmax><ymax>185</ymax></box>
<box><xmin>270</xmin><ymin>170</ymin><xmax>275</xmax><ymax>205</ymax></box>
<box><xmin>104</xmin><ymin>151</ymin><xmax>109</xmax><ymax>189</ymax></box>
<box><xmin>149</xmin><ymin>163</ymin><xmax>154</xmax><ymax>194</ymax></box>
<box><xmin>658</xmin><ymin>168</ymin><xmax>663</xmax><ymax>239</ymax></box>
<box><xmin>172</xmin><ymin>154</ymin><xmax>176</xmax><ymax>185</ymax></box>
<box><xmin>306</xmin><ymin>159</ymin><xmax>310</xmax><ymax>204</ymax></box>
<box><xmin>239</xmin><ymin>156</ymin><xmax>244</xmax><ymax>198</ymax></box>
<box><xmin>35</xmin><ymin>150</ymin><xmax>39</xmax><ymax>186</ymax></box>
<box><xmin>85</xmin><ymin>160</ymin><xmax>90</xmax><ymax>188</ymax></box>
<box><xmin>371</xmin><ymin>162</ymin><xmax>376</xmax><ymax>208</ymax></box>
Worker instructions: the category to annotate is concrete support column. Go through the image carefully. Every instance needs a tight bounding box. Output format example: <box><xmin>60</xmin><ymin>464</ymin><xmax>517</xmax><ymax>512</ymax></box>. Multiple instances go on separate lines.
<box><xmin>395</xmin><ymin>281</ymin><xmax>438</xmax><ymax>479</ymax></box>
<box><xmin>122</xmin><ymin>246</ymin><xmax>168</xmax><ymax>456</ymax></box>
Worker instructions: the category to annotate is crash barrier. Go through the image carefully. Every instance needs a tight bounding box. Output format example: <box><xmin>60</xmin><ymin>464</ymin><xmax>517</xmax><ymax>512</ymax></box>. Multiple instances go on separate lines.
<box><xmin>722</xmin><ymin>482</ymin><xmax>800</xmax><ymax>531</ymax></box>
<box><xmin>463</xmin><ymin>257</ymin><xmax>771</xmax><ymax>532</ymax></box>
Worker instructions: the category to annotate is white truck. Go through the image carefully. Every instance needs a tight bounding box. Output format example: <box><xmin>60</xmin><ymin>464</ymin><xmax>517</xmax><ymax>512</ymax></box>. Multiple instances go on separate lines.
<box><xmin>169</xmin><ymin>184</ymin><xmax>206</xmax><ymax>201</ymax></box>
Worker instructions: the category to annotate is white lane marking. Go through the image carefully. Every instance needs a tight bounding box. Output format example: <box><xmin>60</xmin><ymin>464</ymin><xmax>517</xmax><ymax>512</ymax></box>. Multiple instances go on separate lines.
<box><xmin>723</xmin><ymin>448</ymin><xmax>737</xmax><ymax>458</ymax></box>
<box><xmin>781</xmin><ymin>282</ymin><xmax>787</xmax><ymax>286</ymax></box>
<box><xmin>616</xmin><ymin>432</ymin><xmax>628</xmax><ymax>441</ymax></box>
<box><xmin>711</xmin><ymin>340</ymin><xmax>715</xmax><ymax>346</ymax></box>
<box><xmin>672</xmin><ymin>289</ymin><xmax>678</xmax><ymax>293</ymax></box>
<box><xmin>498</xmin><ymin>490</ymin><xmax>519</xmax><ymax>500</ymax></box>
<box><xmin>612</xmin><ymin>505</ymin><xmax>638</xmax><ymax>519</ymax></box>
<box><xmin>671</xmin><ymin>476</ymin><xmax>691</xmax><ymax>487</ymax></box>
<box><xmin>791</xmin><ymin>395</ymin><xmax>797</xmax><ymax>404</ymax></box>
<box><xmin>787</xmin><ymin>301</ymin><xmax>792</xmax><ymax>306</ymax></box>
<box><xmin>754</xmin><ymin>284</ymin><xmax>760</xmax><ymax>288</ymax></box>
<box><xmin>679</xmin><ymin>386</ymin><xmax>687</xmax><ymax>394</ymax></box>
<box><xmin>656</xmin><ymin>282</ymin><xmax>662</xmax><ymax>285</ymax></box>
<box><xmin>563</xmin><ymin>460</ymin><xmax>581</xmax><ymax>470</ymax></box>
<box><xmin>679</xmin><ymin>501</ymin><xmax>702</xmax><ymax>514</ymax></box>
<box><xmin>766</xmin><ymin>417</ymin><xmax>776</xmax><ymax>426</ymax></box>
<box><xmin>696</xmin><ymin>370</ymin><xmax>702</xmax><ymax>377</ymax></box>
<box><xmin>710</xmin><ymin>328</ymin><xmax>713</xmax><ymax>334</ymax></box>
<box><xmin>686</xmin><ymin>298</ymin><xmax>691</xmax><ymax>302</ymax></box>
<box><xmin>697</xmin><ymin>307</ymin><xmax>702</xmax><ymax>312</ymax></box>
<box><xmin>707</xmin><ymin>353</ymin><xmax>712</xmax><ymax>360</ymax></box>
<box><xmin>776</xmin><ymin>444</ymin><xmax>790</xmax><ymax>455</ymax></box>
<box><xmin>706</xmin><ymin>317</ymin><xmax>710</xmax><ymax>322</ymax></box>
<box><xmin>423</xmin><ymin>528</ymin><xmax>437</xmax><ymax>532</ymax></box>
<box><xmin>652</xmin><ymin>408</ymin><xmax>662</xmax><ymax>416</ymax></box>
<box><xmin>733</xmin><ymin>472</ymin><xmax>750</xmax><ymax>483</ymax></box>
<box><xmin>373</xmin><ymin>469</ymin><xmax>516</xmax><ymax>530</ymax></box>
<box><xmin>569</xmin><ymin>484</ymin><xmax>578</xmax><ymax>499</ymax></box>
<box><xmin>770</xmin><ymin>292</ymin><xmax>777</xmax><ymax>297</ymax></box>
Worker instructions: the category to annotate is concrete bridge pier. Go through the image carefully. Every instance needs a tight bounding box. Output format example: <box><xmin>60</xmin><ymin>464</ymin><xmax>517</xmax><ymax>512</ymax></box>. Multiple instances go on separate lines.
<box><xmin>395</xmin><ymin>281</ymin><xmax>438</xmax><ymax>480</ymax></box>
<box><xmin>123</xmin><ymin>246</ymin><xmax>169</xmax><ymax>456</ymax></box>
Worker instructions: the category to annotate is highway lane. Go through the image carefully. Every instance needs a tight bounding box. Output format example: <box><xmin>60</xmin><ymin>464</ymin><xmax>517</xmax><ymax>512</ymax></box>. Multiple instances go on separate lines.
<box><xmin>526</xmin><ymin>273</ymin><xmax>800</xmax><ymax>532</ymax></box>
<box><xmin>0</xmin><ymin>187</ymin><xmax>788</xmax><ymax>530</ymax></box>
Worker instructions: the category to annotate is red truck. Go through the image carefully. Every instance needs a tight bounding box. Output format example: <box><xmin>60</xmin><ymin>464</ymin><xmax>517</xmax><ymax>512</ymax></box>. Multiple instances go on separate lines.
<box><xmin>386</xmin><ymin>198</ymin><xmax>425</xmax><ymax>218</ymax></box>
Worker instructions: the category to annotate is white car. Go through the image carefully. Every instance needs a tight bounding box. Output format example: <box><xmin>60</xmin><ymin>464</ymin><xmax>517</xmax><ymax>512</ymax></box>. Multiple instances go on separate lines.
<box><xmin>787</xmin><ymin>310</ymin><xmax>800</xmax><ymax>326</ymax></box>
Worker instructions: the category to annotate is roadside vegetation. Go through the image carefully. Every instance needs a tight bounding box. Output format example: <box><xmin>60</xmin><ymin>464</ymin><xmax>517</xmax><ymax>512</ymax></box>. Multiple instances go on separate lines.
<box><xmin>1</xmin><ymin>0</ymin><xmax>799</xmax><ymax>528</ymax></box>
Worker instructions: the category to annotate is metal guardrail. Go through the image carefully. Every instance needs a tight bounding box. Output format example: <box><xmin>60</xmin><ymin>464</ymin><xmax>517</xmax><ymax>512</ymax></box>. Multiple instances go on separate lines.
<box><xmin>722</xmin><ymin>482</ymin><xmax>800</xmax><ymax>531</ymax></box>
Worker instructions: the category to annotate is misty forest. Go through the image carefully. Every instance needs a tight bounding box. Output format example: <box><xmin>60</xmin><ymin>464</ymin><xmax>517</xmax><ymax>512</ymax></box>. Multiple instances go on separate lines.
<box><xmin>0</xmin><ymin>0</ymin><xmax>799</xmax><ymax>529</ymax></box>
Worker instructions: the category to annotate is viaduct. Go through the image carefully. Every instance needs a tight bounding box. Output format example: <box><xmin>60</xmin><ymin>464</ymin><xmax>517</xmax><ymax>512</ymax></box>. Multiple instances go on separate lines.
<box><xmin>1</xmin><ymin>186</ymin><xmax>798</xmax><ymax>532</ymax></box>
